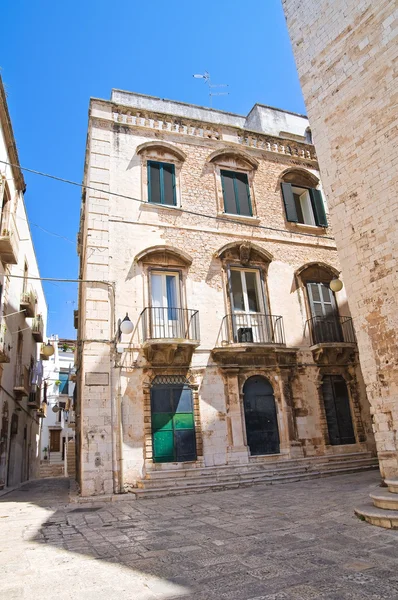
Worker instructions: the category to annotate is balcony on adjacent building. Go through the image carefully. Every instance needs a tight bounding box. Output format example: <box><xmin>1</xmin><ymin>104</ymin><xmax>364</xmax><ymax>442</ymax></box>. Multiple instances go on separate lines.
<box><xmin>0</xmin><ymin>215</ymin><xmax>19</xmax><ymax>265</ymax></box>
<box><xmin>139</xmin><ymin>307</ymin><xmax>200</xmax><ymax>364</ymax></box>
<box><xmin>20</xmin><ymin>288</ymin><xmax>37</xmax><ymax>318</ymax></box>
<box><xmin>0</xmin><ymin>325</ymin><xmax>10</xmax><ymax>363</ymax></box>
<box><xmin>306</xmin><ymin>315</ymin><xmax>357</xmax><ymax>364</ymax></box>
<box><xmin>31</xmin><ymin>315</ymin><xmax>44</xmax><ymax>342</ymax></box>
<box><xmin>216</xmin><ymin>313</ymin><xmax>286</xmax><ymax>347</ymax></box>
<box><xmin>27</xmin><ymin>388</ymin><xmax>41</xmax><ymax>409</ymax></box>
<box><xmin>14</xmin><ymin>364</ymin><xmax>31</xmax><ymax>398</ymax></box>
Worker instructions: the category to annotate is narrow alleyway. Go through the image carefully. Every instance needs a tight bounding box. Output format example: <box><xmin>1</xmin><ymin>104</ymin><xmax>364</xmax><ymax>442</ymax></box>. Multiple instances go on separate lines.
<box><xmin>0</xmin><ymin>472</ymin><xmax>398</xmax><ymax>599</ymax></box>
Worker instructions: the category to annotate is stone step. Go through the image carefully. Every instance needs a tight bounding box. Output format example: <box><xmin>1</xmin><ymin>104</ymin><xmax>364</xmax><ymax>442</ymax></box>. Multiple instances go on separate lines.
<box><xmin>385</xmin><ymin>479</ymin><xmax>398</xmax><ymax>494</ymax></box>
<box><xmin>139</xmin><ymin>458</ymin><xmax>378</xmax><ymax>489</ymax></box>
<box><xmin>145</xmin><ymin>452</ymin><xmax>375</xmax><ymax>480</ymax></box>
<box><xmin>355</xmin><ymin>503</ymin><xmax>398</xmax><ymax>529</ymax></box>
<box><xmin>370</xmin><ymin>490</ymin><xmax>398</xmax><ymax>511</ymax></box>
<box><xmin>135</xmin><ymin>464</ymin><xmax>378</xmax><ymax>499</ymax></box>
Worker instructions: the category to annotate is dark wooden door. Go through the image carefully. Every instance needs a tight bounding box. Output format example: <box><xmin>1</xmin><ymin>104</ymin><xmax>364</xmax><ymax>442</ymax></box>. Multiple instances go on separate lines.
<box><xmin>50</xmin><ymin>430</ymin><xmax>61</xmax><ymax>453</ymax></box>
<box><xmin>151</xmin><ymin>384</ymin><xmax>196</xmax><ymax>463</ymax></box>
<box><xmin>243</xmin><ymin>376</ymin><xmax>280</xmax><ymax>455</ymax></box>
<box><xmin>322</xmin><ymin>376</ymin><xmax>355</xmax><ymax>445</ymax></box>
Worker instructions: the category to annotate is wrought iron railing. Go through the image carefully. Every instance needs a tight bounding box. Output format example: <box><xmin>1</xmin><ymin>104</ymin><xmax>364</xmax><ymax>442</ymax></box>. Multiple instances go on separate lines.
<box><xmin>14</xmin><ymin>363</ymin><xmax>30</xmax><ymax>394</ymax></box>
<box><xmin>306</xmin><ymin>315</ymin><xmax>356</xmax><ymax>345</ymax></box>
<box><xmin>31</xmin><ymin>315</ymin><xmax>44</xmax><ymax>339</ymax></box>
<box><xmin>216</xmin><ymin>313</ymin><xmax>285</xmax><ymax>346</ymax></box>
<box><xmin>140</xmin><ymin>307</ymin><xmax>200</xmax><ymax>343</ymax></box>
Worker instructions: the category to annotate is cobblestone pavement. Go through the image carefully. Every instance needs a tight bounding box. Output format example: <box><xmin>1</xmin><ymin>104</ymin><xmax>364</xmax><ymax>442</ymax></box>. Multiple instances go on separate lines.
<box><xmin>1</xmin><ymin>472</ymin><xmax>398</xmax><ymax>600</ymax></box>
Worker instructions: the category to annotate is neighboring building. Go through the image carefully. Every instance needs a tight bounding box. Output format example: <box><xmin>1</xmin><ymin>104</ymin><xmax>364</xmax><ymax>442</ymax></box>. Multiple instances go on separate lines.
<box><xmin>76</xmin><ymin>89</ymin><xmax>377</xmax><ymax>497</ymax></box>
<box><xmin>281</xmin><ymin>3</ymin><xmax>397</xmax><ymax>481</ymax></box>
<box><xmin>40</xmin><ymin>336</ymin><xmax>76</xmax><ymax>478</ymax></box>
<box><xmin>0</xmin><ymin>76</ymin><xmax>48</xmax><ymax>489</ymax></box>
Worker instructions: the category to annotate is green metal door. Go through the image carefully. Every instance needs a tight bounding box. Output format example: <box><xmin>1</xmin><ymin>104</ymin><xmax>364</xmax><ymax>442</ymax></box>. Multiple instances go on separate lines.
<box><xmin>151</xmin><ymin>384</ymin><xmax>197</xmax><ymax>463</ymax></box>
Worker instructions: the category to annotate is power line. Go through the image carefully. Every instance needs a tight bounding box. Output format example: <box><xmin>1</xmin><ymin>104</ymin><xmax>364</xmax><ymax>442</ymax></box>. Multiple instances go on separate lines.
<box><xmin>0</xmin><ymin>159</ymin><xmax>335</xmax><ymax>242</ymax></box>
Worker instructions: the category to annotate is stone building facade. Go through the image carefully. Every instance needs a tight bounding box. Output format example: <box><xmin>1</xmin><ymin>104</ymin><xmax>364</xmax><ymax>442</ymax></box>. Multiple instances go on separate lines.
<box><xmin>0</xmin><ymin>76</ymin><xmax>48</xmax><ymax>489</ymax></box>
<box><xmin>76</xmin><ymin>90</ymin><xmax>376</xmax><ymax>497</ymax></box>
<box><xmin>282</xmin><ymin>0</ymin><xmax>398</xmax><ymax>481</ymax></box>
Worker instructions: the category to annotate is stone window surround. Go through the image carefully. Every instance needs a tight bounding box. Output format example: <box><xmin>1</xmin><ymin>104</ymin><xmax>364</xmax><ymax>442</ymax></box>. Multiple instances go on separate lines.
<box><xmin>207</xmin><ymin>149</ymin><xmax>259</xmax><ymax>220</ymax></box>
<box><xmin>294</xmin><ymin>261</ymin><xmax>341</xmax><ymax>326</ymax></box>
<box><xmin>142</xmin><ymin>371</ymin><xmax>204</xmax><ymax>469</ymax></box>
<box><xmin>136</xmin><ymin>141</ymin><xmax>186</xmax><ymax>208</ymax></box>
<box><xmin>278</xmin><ymin>167</ymin><xmax>326</xmax><ymax>231</ymax></box>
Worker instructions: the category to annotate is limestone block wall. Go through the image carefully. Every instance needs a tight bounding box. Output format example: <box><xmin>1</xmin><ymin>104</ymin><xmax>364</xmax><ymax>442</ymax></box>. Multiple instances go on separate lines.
<box><xmin>282</xmin><ymin>0</ymin><xmax>398</xmax><ymax>478</ymax></box>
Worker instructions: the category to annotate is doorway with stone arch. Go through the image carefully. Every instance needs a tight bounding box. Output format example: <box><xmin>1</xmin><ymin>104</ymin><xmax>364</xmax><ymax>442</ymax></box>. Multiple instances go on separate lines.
<box><xmin>243</xmin><ymin>375</ymin><xmax>280</xmax><ymax>455</ymax></box>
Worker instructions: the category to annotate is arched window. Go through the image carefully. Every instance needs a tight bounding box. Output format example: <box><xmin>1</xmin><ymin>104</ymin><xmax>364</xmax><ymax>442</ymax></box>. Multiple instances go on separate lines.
<box><xmin>207</xmin><ymin>149</ymin><xmax>258</xmax><ymax>218</ymax></box>
<box><xmin>136</xmin><ymin>141</ymin><xmax>186</xmax><ymax>208</ymax></box>
<box><xmin>280</xmin><ymin>169</ymin><xmax>328</xmax><ymax>227</ymax></box>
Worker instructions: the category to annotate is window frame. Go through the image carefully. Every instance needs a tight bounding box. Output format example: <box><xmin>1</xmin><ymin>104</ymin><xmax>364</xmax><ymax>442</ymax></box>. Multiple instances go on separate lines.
<box><xmin>281</xmin><ymin>181</ymin><xmax>328</xmax><ymax>227</ymax></box>
<box><xmin>220</xmin><ymin>169</ymin><xmax>253</xmax><ymax>217</ymax></box>
<box><xmin>147</xmin><ymin>160</ymin><xmax>177</xmax><ymax>206</ymax></box>
<box><xmin>229</xmin><ymin>267</ymin><xmax>266</xmax><ymax>314</ymax></box>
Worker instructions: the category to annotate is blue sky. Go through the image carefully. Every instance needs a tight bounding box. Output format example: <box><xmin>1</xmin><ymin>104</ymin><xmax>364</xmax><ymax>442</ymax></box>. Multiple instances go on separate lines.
<box><xmin>0</xmin><ymin>0</ymin><xmax>305</xmax><ymax>339</ymax></box>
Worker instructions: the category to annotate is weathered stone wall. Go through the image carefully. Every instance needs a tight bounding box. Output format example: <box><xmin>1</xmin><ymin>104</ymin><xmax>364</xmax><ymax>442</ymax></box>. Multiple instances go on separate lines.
<box><xmin>77</xmin><ymin>93</ymin><xmax>375</xmax><ymax>495</ymax></box>
<box><xmin>282</xmin><ymin>0</ymin><xmax>398</xmax><ymax>478</ymax></box>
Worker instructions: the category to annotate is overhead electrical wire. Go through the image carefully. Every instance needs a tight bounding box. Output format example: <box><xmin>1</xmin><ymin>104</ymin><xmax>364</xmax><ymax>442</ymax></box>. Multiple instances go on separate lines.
<box><xmin>0</xmin><ymin>159</ymin><xmax>335</xmax><ymax>242</ymax></box>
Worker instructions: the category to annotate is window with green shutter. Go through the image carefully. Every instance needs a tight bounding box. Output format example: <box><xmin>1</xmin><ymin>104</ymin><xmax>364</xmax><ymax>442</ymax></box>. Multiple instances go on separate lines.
<box><xmin>281</xmin><ymin>182</ymin><xmax>328</xmax><ymax>227</ymax></box>
<box><xmin>221</xmin><ymin>170</ymin><xmax>252</xmax><ymax>216</ymax></box>
<box><xmin>147</xmin><ymin>161</ymin><xmax>176</xmax><ymax>206</ymax></box>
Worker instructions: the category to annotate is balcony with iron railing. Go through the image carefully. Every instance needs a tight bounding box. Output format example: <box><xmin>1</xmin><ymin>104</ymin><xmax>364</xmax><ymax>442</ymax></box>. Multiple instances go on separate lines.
<box><xmin>0</xmin><ymin>214</ymin><xmax>19</xmax><ymax>265</ymax></box>
<box><xmin>305</xmin><ymin>315</ymin><xmax>357</xmax><ymax>365</ymax></box>
<box><xmin>215</xmin><ymin>313</ymin><xmax>286</xmax><ymax>347</ymax></box>
<box><xmin>20</xmin><ymin>287</ymin><xmax>37</xmax><ymax>318</ymax></box>
<box><xmin>306</xmin><ymin>315</ymin><xmax>356</xmax><ymax>346</ymax></box>
<box><xmin>139</xmin><ymin>307</ymin><xmax>200</xmax><ymax>364</ymax></box>
<box><xmin>31</xmin><ymin>314</ymin><xmax>44</xmax><ymax>342</ymax></box>
<box><xmin>13</xmin><ymin>363</ymin><xmax>31</xmax><ymax>398</ymax></box>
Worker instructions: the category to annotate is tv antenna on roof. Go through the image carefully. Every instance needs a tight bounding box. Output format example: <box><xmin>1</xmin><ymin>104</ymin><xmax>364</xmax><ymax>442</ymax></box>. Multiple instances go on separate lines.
<box><xmin>193</xmin><ymin>71</ymin><xmax>229</xmax><ymax>107</ymax></box>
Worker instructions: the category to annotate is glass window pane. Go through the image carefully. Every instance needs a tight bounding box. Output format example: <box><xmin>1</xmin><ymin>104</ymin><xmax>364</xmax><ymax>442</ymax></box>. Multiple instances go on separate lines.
<box><xmin>245</xmin><ymin>272</ymin><xmax>260</xmax><ymax>312</ymax></box>
<box><xmin>173</xmin><ymin>386</ymin><xmax>193</xmax><ymax>413</ymax></box>
<box><xmin>310</xmin><ymin>283</ymin><xmax>321</xmax><ymax>302</ymax></box>
<box><xmin>162</xmin><ymin>163</ymin><xmax>175</xmax><ymax>205</ymax></box>
<box><xmin>166</xmin><ymin>275</ymin><xmax>178</xmax><ymax>320</ymax></box>
<box><xmin>221</xmin><ymin>171</ymin><xmax>237</xmax><ymax>214</ymax></box>
<box><xmin>148</xmin><ymin>162</ymin><xmax>161</xmax><ymax>203</ymax></box>
<box><xmin>321</xmin><ymin>284</ymin><xmax>333</xmax><ymax>304</ymax></box>
<box><xmin>231</xmin><ymin>270</ymin><xmax>245</xmax><ymax>311</ymax></box>
<box><xmin>235</xmin><ymin>172</ymin><xmax>252</xmax><ymax>216</ymax></box>
<box><xmin>151</xmin><ymin>274</ymin><xmax>163</xmax><ymax>307</ymax></box>
<box><xmin>151</xmin><ymin>387</ymin><xmax>173</xmax><ymax>413</ymax></box>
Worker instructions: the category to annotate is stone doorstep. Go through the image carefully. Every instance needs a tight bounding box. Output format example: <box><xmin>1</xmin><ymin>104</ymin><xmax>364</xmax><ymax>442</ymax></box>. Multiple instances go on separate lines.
<box><xmin>370</xmin><ymin>490</ymin><xmax>398</xmax><ymax>511</ymax></box>
<box><xmin>385</xmin><ymin>479</ymin><xmax>398</xmax><ymax>494</ymax></box>
<box><xmin>139</xmin><ymin>459</ymin><xmax>379</xmax><ymax>489</ymax></box>
<box><xmin>145</xmin><ymin>452</ymin><xmax>376</xmax><ymax>480</ymax></box>
<box><xmin>134</xmin><ymin>464</ymin><xmax>379</xmax><ymax>498</ymax></box>
<box><xmin>354</xmin><ymin>503</ymin><xmax>398</xmax><ymax>529</ymax></box>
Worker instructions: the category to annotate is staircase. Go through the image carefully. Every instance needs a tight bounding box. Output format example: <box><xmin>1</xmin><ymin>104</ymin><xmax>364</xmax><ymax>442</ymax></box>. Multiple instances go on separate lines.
<box><xmin>355</xmin><ymin>479</ymin><xmax>398</xmax><ymax>529</ymax></box>
<box><xmin>39</xmin><ymin>461</ymin><xmax>64</xmax><ymax>478</ymax></box>
<box><xmin>66</xmin><ymin>441</ymin><xmax>76</xmax><ymax>477</ymax></box>
<box><xmin>134</xmin><ymin>451</ymin><xmax>378</xmax><ymax>499</ymax></box>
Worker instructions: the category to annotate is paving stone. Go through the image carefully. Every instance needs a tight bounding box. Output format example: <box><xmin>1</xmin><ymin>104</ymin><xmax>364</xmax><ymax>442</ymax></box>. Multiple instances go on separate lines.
<box><xmin>0</xmin><ymin>472</ymin><xmax>397</xmax><ymax>599</ymax></box>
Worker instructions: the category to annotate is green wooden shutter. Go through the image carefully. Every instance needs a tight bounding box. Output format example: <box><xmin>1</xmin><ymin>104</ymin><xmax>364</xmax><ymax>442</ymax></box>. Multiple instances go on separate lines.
<box><xmin>281</xmin><ymin>183</ymin><xmax>298</xmax><ymax>222</ymax></box>
<box><xmin>310</xmin><ymin>188</ymin><xmax>328</xmax><ymax>227</ymax></box>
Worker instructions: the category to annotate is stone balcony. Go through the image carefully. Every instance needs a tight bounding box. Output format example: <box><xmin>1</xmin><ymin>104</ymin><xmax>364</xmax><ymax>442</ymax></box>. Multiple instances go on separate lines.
<box><xmin>139</xmin><ymin>307</ymin><xmax>200</xmax><ymax>365</ymax></box>
<box><xmin>0</xmin><ymin>215</ymin><xmax>19</xmax><ymax>265</ymax></box>
<box><xmin>306</xmin><ymin>315</ymin><xmax>357</xmax><ymax>365</ymax></box>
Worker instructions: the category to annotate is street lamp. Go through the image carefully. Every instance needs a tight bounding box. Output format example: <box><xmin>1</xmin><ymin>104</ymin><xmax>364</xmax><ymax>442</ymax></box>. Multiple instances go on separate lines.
<box><xmin>42</xmin><ymin>341</ymin><xmax>54</xmax><ymax>357</ymax></box>
<box><xmin>119</xmin><ymin>313</ymin><xmax>134</xmax><ymax>335</ymax></box>
<box><xmin>330</xmin><ymin>278</ymin><xmax>343</xmax><ymax>292</ymax></box>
